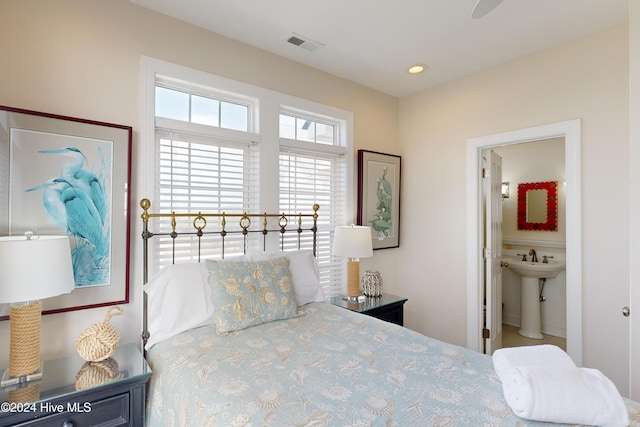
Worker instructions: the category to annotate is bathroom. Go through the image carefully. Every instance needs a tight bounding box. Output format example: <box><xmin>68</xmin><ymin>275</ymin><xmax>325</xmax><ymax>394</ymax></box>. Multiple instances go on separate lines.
<box><xmin>494</xmin><ymin>138</ymin><xmax>567</xmax><ymax>349</ymax></box>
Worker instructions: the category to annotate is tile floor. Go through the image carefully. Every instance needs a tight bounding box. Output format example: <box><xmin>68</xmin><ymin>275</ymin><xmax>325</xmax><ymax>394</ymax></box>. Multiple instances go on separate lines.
<box><xmin>501</xmin><ymin>323</ymin><xmax>566</xmax><ymax>351</ymax></box>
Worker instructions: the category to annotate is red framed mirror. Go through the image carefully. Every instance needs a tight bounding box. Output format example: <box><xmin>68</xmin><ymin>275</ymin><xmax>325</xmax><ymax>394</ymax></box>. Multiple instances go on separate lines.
<box><xmin>517</xmin><ymin>181</ymin><xmax>558</xmax><ymax>231</ymax></box>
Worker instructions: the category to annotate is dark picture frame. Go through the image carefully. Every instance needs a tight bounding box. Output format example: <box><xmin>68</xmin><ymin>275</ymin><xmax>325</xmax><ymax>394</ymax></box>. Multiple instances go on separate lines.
<box><xmin>357</xmin><ymin>150</ymin><xmax>401</xmax><ymax>250</ymax></box>
<box><xmin>0</xmin><ymin>106</ymin><xmax>132</xmax><ymax>320</ymax></box>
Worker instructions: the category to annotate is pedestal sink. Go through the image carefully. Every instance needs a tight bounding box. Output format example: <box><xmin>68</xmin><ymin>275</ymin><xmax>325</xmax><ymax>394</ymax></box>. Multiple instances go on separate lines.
<box><xmin>505</xmin><ymin>257</ymin><xmax>565</xmax><ymax>339</ymax></box>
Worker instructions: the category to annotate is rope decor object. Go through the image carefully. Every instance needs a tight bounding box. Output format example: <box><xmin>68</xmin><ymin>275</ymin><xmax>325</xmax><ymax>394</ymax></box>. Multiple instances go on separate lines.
<box><xmin>347</xmin><ymin>261</ymin><xmax>361</xmax><ymax>297</ymax></box>
<box><xmin>9</xmin><ymin>302</ymin><xmax>42</xmax><ymax>377</ymax></box>
<box><xmin>75</xmin><ymin>358</ymin><xmax>122</xmax><ymax>390</ymax></box>
<box><xmin>76</xmin><ymin>306</ymin><xmax>124</xmax><ymax>362</ymax></box>
<box><xmin>9</xmin><ymin>384</ymin><xmax>40</xmax><ymax>404</ymax></box>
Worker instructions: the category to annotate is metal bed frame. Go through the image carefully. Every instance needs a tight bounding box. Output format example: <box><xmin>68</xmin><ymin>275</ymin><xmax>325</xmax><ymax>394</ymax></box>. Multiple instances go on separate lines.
<box><xmin>139</xmin><ymin>198</ymin><xmax>319</xmax><ymax>348</ymax></box>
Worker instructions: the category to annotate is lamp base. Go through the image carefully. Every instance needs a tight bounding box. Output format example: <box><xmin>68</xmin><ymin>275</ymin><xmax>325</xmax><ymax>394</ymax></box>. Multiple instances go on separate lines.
<box><xmin>0</xmin><ymin>363</ymin><xmax>43</xmax><ymax>388</ymax></box>
<box><xmin>346</xmin><ymin>259</ymin><xmax>361</xmax><ymax>298</ymax></box>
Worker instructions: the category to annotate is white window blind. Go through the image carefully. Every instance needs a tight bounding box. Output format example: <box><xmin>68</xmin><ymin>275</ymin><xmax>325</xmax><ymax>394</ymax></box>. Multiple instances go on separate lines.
<box><xmin>154</xmin><ymin>128</ymin><xmax>259</xmax><ymax>265</ymax></box>
<box><xmin>280</xmin><ymin>139</ymin><xmax>346</xmax><ymax>297</ymax></box>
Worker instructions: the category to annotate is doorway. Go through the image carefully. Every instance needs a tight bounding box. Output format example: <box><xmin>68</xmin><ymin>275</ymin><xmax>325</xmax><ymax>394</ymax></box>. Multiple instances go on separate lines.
<box><xmin>493</xmin><ymin>139</ymin><xmax>566</xmax><ymax>352</ymax></box>
<box><xmin>465</xmin><ymin>120</ymin><xmax>582</xmax><ymax>365</ymax></box>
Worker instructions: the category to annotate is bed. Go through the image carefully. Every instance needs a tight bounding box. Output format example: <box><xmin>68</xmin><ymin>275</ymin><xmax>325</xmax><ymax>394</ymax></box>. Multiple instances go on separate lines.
<box><xmin>139</xmin><ymin>199</ymin><xmax>640</xmax><ymax>426</ymax></box>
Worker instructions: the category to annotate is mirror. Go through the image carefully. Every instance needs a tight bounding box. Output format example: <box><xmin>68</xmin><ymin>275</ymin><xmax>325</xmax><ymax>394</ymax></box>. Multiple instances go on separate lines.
<box><xmin>526</xmin><ymin>189</ymin><xmax>547</xmax><ymax>223</ymax></box>
<box><xmin>517</xmin><ymin>181</ymin><xmax>558</xmax><ymax>231</ymax></box>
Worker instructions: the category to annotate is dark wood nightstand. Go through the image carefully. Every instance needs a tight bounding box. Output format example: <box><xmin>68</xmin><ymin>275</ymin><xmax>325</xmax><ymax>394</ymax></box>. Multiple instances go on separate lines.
<box><xmin>0</xmin><ymin>343</ymin><xmax>151</xmax><ymax>426</ymax></box>
<box><xmin>329</xmin><ymin>293</ymin><xmax>408</xmax><ymax>326</ymax></box>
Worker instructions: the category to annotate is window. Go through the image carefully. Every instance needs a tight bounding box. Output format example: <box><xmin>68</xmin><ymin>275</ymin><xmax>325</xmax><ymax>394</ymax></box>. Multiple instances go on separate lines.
<box><xmin>155</xmin><ymin>85</ymin><xmax>249</xmax><ymax>132</ymax></box>
<box><xmin>279</xmin><ymin>113</ymin><xmax>336</xmax><ymax>145</ymax></box>
<box><xmin>279</xmin><ymin>111</ymin><xmax>347</xmax><ymax>296</ymax></box>
<box><xmin>145</xmin><ymin>59</ymin><xmax>352</xmax><ymax>297</ymax></box>
<box><xmin>152</xmin><ymin>77</ymin><xmax>259</xmax><ymax>264</ymax></box>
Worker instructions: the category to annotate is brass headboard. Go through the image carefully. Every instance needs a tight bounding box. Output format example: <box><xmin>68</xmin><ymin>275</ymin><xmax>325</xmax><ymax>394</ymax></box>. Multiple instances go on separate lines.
<box><xmin>139</xmin><ymin>198</ymin><xmax>319</xmax><ymax>348</ymax></box>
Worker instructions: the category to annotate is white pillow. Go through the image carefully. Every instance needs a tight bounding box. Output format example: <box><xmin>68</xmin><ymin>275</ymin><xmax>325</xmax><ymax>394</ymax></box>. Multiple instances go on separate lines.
<box><xmin>246</xmin><ymin>250</ymin><xmax>324</xmax><ymax>306</ymax></box>
<box><xmin>143</xmin><ymin>263</ymin><xmax>211</xmax><ymax>349</ymax></box>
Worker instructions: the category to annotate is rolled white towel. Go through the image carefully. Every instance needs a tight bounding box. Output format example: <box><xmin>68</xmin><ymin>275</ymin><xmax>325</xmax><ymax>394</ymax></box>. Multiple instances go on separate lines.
<box><xmin>493</xmin><ymin>344</ymin><xmax>575</xmax><ymax>380</ymax></box>
<box><xmin>501</xmin><ymin>366</ymin><xmax>629</xmax><ymax>427</ymax></box>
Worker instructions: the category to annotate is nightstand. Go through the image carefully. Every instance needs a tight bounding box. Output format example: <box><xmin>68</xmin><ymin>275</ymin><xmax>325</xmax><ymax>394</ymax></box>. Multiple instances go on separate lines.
<box><xmin>329</xmin><ymin>293</ymin><xmax>408</xmax><ymax>326</ymax></box>
<box><xmin>0</xmin><ymin>343</ymin><xmax>151</xmax><ymax>426</ymax></box>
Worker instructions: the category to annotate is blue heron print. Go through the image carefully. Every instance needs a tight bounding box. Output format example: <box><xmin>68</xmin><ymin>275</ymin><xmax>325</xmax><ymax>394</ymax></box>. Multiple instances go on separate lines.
<box><xmin>27</xmin><ymin>147</ymin><xmax>111</xmax><ymax>286</ymax></box>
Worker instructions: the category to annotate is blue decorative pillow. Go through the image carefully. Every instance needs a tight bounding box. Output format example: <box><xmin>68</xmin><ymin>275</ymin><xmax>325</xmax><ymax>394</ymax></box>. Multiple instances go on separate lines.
<box><xmin>205</xmin><ymin>257</ymin><xmax>299</xmax><ymax>333</ymax></box>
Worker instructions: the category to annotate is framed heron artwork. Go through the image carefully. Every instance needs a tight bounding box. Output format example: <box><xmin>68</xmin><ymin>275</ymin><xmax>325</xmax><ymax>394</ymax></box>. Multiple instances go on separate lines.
<box><xmin>0</xmin><ymin>105</ymin><xmax>132</xmax><ymax>320</ymax></box>
<box><xmin>357</xmin><ymin>149</ymin><xmax>401</xmax><ymax>250</ymax></box>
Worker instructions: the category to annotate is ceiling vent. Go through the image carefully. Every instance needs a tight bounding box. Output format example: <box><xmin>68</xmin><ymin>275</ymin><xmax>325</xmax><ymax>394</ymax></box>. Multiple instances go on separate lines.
<box><xmin>287</xmin><ymin>33</ymin><xmax>323</xmax><ymax>53</ymax></box>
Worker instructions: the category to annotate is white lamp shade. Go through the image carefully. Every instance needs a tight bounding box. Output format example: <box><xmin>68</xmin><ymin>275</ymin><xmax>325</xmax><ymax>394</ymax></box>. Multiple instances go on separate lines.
<box><xmin>332</xmin><ymin>225</ymin><xmax>374</xmax><ymax>259</ymax></box>
<box><xmin>0</xmin><ymin>235</ymin><xmax>75</xmax><ymax>303</ymax></box>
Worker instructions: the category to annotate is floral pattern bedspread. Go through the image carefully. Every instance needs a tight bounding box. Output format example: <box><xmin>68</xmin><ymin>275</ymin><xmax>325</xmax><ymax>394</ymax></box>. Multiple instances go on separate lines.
<box><xmin>146</xmin><ymin>302</ymin><xmax>640</xmax><ymax>426</ymax></box>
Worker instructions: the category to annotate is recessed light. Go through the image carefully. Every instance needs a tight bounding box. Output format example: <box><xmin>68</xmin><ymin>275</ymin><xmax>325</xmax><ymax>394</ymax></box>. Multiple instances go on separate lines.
<box><xmin>408</xmin><ymin>64</ymin><xmax>427</xmax><ymax>74</ymax></box>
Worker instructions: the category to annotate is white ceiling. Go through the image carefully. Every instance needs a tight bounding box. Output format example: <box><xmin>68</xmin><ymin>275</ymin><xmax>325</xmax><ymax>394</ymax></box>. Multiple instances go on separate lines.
<box><xmin>130</xmin><ymin>0</ymin><xmax>628</xmax><ymax>97</ymax></box>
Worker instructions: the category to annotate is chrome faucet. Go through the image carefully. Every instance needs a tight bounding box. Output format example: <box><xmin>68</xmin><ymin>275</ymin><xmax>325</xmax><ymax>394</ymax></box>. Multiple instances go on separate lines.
<box><xmin>529</xmin><ymin>249</ymin><xmax>538</xmax><ymax>262</ymax></box>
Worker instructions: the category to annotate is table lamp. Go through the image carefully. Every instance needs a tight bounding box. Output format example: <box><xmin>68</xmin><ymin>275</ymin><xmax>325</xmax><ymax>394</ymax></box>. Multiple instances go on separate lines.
<box><xmin>0</xmin><ymin>233</ymin><xmax>75</xmax><ymax>387</ymax></box>
<box><xmin>332</xmin><ymin>225</ymin><xmax>373</xmax><ymax>301</ymax></box>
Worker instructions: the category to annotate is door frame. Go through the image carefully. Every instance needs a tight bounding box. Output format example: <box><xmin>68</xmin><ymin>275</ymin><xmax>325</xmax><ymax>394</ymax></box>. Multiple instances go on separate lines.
<box><xmin>466</xmin><ymin>119</ymin><xmax>582</xmax><ymax>365</ymax></box>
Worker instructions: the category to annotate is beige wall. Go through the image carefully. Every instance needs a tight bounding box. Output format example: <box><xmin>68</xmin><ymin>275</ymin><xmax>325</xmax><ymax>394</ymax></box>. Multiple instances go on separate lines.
<box><xmin>399</xmin><ymin>25</ymin><xmax>630</xmax><ymax>391</ymax></box>
<box><xmin>0</xmin><ymin>0</ymin><xmax>399</xmax><ymax>366</ymax></box>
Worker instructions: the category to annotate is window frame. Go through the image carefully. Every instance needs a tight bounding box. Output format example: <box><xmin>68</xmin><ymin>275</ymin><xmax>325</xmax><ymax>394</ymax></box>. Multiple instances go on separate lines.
<box><xmin>141</xmin><ymin>56</ymin><xmax>355</xmax><ymax>296</ymax></box>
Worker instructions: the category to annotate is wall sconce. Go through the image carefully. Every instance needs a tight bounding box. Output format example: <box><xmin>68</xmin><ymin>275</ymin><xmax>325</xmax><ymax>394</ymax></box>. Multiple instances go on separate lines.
<box><xmin>501</xmin><ymin>182</ymin><xmax>510</xmax><ymax>199</ymax></box>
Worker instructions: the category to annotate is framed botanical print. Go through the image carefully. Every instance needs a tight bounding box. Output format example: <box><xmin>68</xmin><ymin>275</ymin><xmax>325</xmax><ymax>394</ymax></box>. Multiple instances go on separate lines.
<box><xmin>357</xmin><ymin>150</ymin><xmax>401</xmax><ymax>250</ymax></box>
